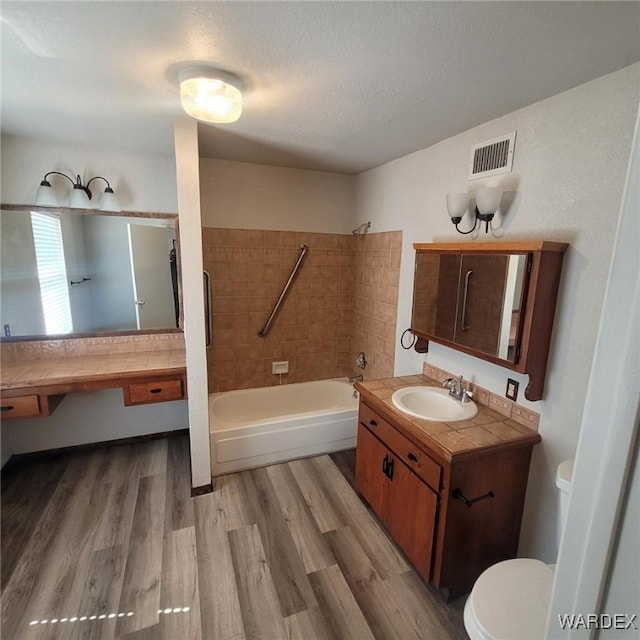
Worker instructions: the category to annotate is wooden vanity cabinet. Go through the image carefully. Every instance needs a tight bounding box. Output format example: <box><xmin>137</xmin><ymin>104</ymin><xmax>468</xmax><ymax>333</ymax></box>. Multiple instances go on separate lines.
<box><xmin>356</xmin><ymin>399</ymin><xmax>535</xmax><ymax>598</ymax></box>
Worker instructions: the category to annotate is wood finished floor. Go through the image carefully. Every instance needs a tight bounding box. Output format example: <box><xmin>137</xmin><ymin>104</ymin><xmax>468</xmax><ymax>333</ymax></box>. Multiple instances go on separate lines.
<box><xmin>1</xmin><ymin>435</ymin><xmax>468</xmax><ymax>640</ymax></box>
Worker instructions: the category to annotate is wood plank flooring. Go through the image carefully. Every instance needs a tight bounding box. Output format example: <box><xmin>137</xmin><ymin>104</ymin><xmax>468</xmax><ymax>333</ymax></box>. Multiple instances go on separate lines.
<box><xmin>1</xmin><ymin>436</ymin><xmax>467</xmax><ymax>640</ymax></box>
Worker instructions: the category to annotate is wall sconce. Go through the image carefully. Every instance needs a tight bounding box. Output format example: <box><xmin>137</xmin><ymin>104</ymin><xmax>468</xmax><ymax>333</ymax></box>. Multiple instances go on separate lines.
<box><xmin>178</xmin><ymin>67</ymin><xmax>243</xmax><ymax>124</ymax></box>
<box><xmin>35</xmin><ymin>172</ymin><xmax>121</xmax><ymax>211</ymax></box>
<box><xmin>447</xmin><ymin>186</ymin><xmax>503</xmax><ymax>234</ymax></box>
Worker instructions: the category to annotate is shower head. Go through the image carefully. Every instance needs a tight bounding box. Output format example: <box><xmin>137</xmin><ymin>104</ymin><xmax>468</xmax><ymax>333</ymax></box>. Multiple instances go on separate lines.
<box><xmin>352</xmin><ymin>221</ymin><xmax>371</xmax><ymax>235</ymax></box>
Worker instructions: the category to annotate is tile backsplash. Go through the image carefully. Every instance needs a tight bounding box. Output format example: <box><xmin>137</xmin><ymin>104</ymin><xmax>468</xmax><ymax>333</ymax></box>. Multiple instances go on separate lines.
<box><xmin>422</xmin><ymin>362</ymin><xmax>540</xmax><ymax>431</ymax></box>
<box><xmin>203</xmin><ymin>228</ymin><xmax>402</xmax><ymax>392</ymax></box>
<box><xmin>1</xmin><ymin>332</ymin><xmax>184</xmax><ymax>365</ymax></box>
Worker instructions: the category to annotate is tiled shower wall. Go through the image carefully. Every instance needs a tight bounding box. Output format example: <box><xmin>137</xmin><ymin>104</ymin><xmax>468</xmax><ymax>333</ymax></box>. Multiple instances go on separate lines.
<box><xmin>202</xmin><ymin>228</ymin><xmax>402</xmax><ymax>393</ymax></box>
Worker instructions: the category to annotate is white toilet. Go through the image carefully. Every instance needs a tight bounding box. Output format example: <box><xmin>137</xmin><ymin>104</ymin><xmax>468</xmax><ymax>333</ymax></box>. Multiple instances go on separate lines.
<box><xmin>463</xmin><ymin>459</ymin><xmax>574</xmax><ymax>640</ymax></box>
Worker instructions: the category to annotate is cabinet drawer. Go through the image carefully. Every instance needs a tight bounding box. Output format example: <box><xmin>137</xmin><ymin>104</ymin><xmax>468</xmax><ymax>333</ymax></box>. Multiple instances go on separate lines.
<box><xmin>359</xmin><ymin>402</ymin><xmax>441</xmax><ymax>492</ymax></box>
<box><xmin>124</xmin><ymin>379</ymin><xmax>184</xmax><ymax>406</ymax></box>
<box><xmin>0</xmin><ymin>394</ymin><xmax>41</xmax><ymax>419</ymax></box>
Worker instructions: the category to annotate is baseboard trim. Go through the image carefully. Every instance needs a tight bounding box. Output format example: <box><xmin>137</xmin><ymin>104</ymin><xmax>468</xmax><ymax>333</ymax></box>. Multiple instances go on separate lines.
<box><xmin>1</xmin><ymin>428</ymin><xmax>189</xmax><ymax>476</ymax></box>
<box><xmin>191</xmin><ymin>483</ymin><xmax>214</xmax><ymax>497</ymax></box>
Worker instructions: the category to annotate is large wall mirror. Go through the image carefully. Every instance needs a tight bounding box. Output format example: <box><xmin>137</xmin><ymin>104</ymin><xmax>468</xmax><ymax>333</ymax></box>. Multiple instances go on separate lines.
<box><xmin>1</xmin><ymin>206</ymin><xmax>180</xmax><ymax>340</ymax></box>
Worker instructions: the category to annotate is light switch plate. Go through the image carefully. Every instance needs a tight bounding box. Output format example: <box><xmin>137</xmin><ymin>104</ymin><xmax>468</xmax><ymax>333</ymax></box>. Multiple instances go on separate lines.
<box><xmin>506</xmin><ymin>378</ymin><xmax>519</xmax><ymax>401</ymax></box>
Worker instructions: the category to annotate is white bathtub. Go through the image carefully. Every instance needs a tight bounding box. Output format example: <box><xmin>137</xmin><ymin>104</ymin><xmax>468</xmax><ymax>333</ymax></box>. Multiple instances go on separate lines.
<box><xmin>209</xmin><ymin>378</ymin><xmax>358</xmax><ymax>475</ymax></box>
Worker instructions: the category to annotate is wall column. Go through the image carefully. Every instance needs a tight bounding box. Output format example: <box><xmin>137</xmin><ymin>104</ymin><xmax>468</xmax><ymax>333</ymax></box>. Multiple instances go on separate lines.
<box><xmin>174</xmin><ymin>118</ymin><xmax>211</xmax><ymax>489</ymax></box>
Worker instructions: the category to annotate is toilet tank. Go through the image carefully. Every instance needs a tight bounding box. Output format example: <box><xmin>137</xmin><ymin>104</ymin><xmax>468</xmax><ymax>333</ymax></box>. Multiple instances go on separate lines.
<box><xmin>555</xmin><ymin>459</ymin><xmax>574</xmax><ymax>544</ymax></box>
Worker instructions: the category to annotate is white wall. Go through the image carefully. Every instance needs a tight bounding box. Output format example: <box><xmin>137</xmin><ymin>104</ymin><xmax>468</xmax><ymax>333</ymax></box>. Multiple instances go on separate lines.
<box><xmin>0</xmin><ymin>134</ymin><xmax>178</xmax><ymax>213</ymax></box>
<box><xmin>3</xmin><ymin>391</ymin><xmax>187</xmax><ymax>453</ymax></box>
<box><xmin>355</xmin><ymin>63</ymin><xmax>640</xmax><ymax>561</ymax></box>
<box><xmin>1</xmin><ymin>135</ymin><xmax>187</xmax><ymax>458</ymax></box>
<box><xmin>199</xmin><ymin>158</ymin><xmax>356</xmax><ymax>233</ymax></box>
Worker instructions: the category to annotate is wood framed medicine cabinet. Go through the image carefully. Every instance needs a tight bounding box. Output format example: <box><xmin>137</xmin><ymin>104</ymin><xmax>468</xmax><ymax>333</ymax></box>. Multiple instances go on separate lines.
<box><xmin>410</xmin><ymin>241</ymin><xmax>568</xmax><ymax>401</ymax></box>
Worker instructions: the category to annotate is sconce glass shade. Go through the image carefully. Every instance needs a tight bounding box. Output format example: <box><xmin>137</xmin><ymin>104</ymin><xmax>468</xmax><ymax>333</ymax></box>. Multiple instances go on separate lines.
<box><xmin>179</xmin><ymin>68</ymin><xmax>243</xmax><ymax>124</ymax></box>
<box><xmin>35</xmin><ymin>181</ymin><xmax>59</xmax><ymax>207</ymax></box>
<box><xmin>68</xmin><ymin>185</ymin><xmax>91</xmax><ymax>209</ymax></box>
<box><xmin>98</xmin><ymin>187</ymin><xmax>121</xmax><ymax>212</ymax></box>
<box><xmin>476</xmin><ymin>186</ymin><xmax>503</xmax><ymax>215</ymax></box>
<box><xmin>446</xmin><ymin>193</ymin><xmax>470</xmax><ymax>221</ymax></box>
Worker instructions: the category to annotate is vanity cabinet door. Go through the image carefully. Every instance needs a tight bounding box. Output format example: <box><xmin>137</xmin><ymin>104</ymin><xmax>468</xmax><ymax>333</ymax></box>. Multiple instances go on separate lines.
<box><xmin>356</xmin><ymin>421</ymin><xmax>438</xmax><ymax>581</ymax></box>
<box><xmin>384</xmin><ymin>454</ymin><xmax>438</xmax><ymax>580</ymax></box>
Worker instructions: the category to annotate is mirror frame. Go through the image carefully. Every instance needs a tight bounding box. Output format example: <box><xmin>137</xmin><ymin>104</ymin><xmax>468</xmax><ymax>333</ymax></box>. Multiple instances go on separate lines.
<box><xmin>411</xmin><ymin>241</ymin><xmax>568</xmax><ymax>401</ymax></box>
<box><xmin>0</xmin><ymin>203</ymin><xmax>182</xmax><ymax>343</ymax></box>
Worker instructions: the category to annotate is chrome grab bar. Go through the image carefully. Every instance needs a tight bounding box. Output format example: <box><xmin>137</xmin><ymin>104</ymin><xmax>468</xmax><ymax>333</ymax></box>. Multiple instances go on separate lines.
<box><xmin>203</xmin><ymin>269</ymin><xmax>213</xmax><ymax>347</ymax></box>
<box><xmin>258</xmin><ymin>244</ymin><xmax>308</xmax><ymax>337</ymax></box>
<box><xmin>461</xmin><ymin>269</ymin><xmax>473</xmax><ymax>331</ymax></box>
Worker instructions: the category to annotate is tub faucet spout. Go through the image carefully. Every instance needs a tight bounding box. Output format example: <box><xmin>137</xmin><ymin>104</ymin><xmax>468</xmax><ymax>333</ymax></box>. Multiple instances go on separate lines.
<box><xmin>348</xmin><ymin>374</ymin><xmax>364</xmax><ymax>384</ymax></box>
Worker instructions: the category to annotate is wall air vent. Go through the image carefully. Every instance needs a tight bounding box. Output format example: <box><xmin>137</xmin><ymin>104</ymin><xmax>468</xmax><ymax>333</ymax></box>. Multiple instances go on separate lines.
<box><xmin>469</xmin><ymin>131</ymin><xmax>516</xmax><ymax>180</ymax></box>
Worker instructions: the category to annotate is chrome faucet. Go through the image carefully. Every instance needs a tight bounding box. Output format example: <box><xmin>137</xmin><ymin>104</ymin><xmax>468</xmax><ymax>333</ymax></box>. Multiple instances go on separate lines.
<box><xmin>348</xmin><ymin>374</ymin><xmax>364</xmax><ymax>384</ymax></box>
<box><xmin>443</xmin><ymin>375</ymin><xmax>473</xmax><ymax>403</ymax></box>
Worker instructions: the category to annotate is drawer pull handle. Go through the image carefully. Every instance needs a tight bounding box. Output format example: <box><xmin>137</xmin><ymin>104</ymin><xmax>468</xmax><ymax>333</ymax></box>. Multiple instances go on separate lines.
<box><xmin>407</xmin><ymin>452</ymin><xmax>418</xmax><ymax>462</ymax></box>
<box><xmin>369</xmin><ymin>419</ymin><xmax>378</xmax><ymax>427</ymax></box>
<box><xmin>149</xmin><ymin>388</ymin><xmax>163</xmax><ymax>394</ymax></box>
<box><xmin>452</xmin><ymin>487</ymin><xmax>494</xmax><ymax>508</ymax></box>
<box><xmin>1</xmin><ymin>405</ymin><xmax>14</xmax><ymax>412</ymax></box>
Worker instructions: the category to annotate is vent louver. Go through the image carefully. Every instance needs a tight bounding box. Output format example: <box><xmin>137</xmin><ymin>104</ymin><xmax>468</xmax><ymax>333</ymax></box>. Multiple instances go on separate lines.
<box><xmin>469</xmin><ymin>132</ymin><xmax>516</xmax><ymax>180</ymax></box>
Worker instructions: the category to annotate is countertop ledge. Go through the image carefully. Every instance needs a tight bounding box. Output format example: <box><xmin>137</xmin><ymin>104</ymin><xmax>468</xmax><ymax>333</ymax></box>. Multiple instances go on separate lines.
<box><xmin>1</xmin><ymin>349</ymin><xmax>186</xmax><ymax>391</ymax></box>
<box><xmin>355</xmin><ymin>375</ymin><xmax>541</xmax><ymax>463</ymax></box>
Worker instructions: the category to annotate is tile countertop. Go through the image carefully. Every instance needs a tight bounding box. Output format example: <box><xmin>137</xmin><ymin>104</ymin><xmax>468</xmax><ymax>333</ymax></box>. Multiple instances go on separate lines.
<box><xmin>0</xmin><ymin>349</ymin><xmax>186</xmax><ymax>391</ymax></box>
<box><xmin>355</xmin><ymin>375</ymin><xmax>541</xmax><ymax>464</ymax></box>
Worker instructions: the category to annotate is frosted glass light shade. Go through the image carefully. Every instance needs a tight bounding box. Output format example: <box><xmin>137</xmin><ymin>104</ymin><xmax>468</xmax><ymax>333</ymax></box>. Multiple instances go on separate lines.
<box><xmin>69</xmin><ymin>186</ymin><xmax>91</xmax><ymax>209</ymax></box>
<box><xmin>446</xmin><ymin>193</ymin><xmax>470</xmax><ymax>219</ymax></box>
<box><xmin>179</xmin><ymin>68</ymin><xmax>242</xmax><ymax>124</ymax></box>
<box><xmin>476</xmin><ymin>187</ymin><xmax>503</xmax><ymax>215</ymax></box>
<box><xmin>35</xmin><ymin>182</ymin><xmax>59</xmax><ymax>207</ymax></box>
<box><xmin>98</xmin><ymin>187</ymin><xmax>121</xmax><ymax>212</ymax></box>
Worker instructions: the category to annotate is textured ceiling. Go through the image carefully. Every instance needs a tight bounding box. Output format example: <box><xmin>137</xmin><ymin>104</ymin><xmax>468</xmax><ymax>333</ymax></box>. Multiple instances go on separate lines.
<box><xmin>1</xmin><ymin>1</ymin><xmax>639</xmax><ymax>174</ymax></box>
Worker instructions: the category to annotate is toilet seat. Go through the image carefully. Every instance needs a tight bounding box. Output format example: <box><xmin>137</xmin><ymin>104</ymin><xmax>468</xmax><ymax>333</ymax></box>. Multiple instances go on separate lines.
<box><xmin>464</xmin><ymin>558</ymin><xmax>554</xmax><ymax>640</ymax></box>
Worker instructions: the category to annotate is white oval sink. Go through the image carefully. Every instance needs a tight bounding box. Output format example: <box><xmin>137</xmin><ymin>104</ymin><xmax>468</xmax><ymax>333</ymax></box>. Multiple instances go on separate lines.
<box><xmin>391</xmin><ymin>386</ymin><xmax>478</xmax><ymax>422</ymax></box>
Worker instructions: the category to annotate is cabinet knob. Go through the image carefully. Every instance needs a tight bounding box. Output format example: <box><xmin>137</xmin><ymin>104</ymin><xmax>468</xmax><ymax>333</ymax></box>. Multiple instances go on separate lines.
<box><xmin>369</xmin><ymin>418</ymin><xmax>378</xmax><ymax>427</ymax></box>
<box><xmin>407</xmin><ymin>452</ymin><xmax>418</xmax><ymax>463</ymax></box>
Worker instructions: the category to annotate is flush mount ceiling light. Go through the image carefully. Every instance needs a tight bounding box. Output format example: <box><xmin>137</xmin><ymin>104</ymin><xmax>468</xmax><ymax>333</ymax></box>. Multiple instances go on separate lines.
<box><xmin>446</xmin><ymin>186</ymin><xmax>503</xmax><ymax>234</ymax></box>
<box><xmin>35</xmin><ymin>172</ymin><xmax>121</xmax><ymax>211</ymax></box>
<box><xmin>178</xmin><ymin>67</ymin><xmax>243</xmax><ymax>124</ymax></box>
